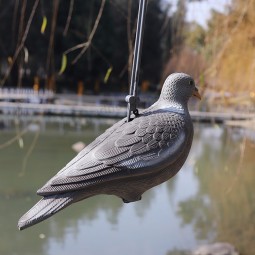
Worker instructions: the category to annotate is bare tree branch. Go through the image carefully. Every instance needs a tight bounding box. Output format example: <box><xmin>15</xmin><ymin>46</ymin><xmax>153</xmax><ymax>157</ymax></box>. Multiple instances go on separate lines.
<box><xmin>46</xmin><ymin>0</ymin><xmax>59</xmax><ymax>82</ymax></box>
<box><xmin>63</xmin><ymin>0</ymin><xmax>74</xmax><ymax>36</ymax></box>
<box><xmin>109</xmin><ymin>0</ymin><xmax>127</xmax><ymax>20</ymax></box>
<box><xmin>11</xmin><ymin>0</ymin><xmax>20</xmax><ymax>50</ymax></box>
<box><xmin>0</xmin><ymin>0</ymin><xmax>40</xmax><ymax>87</ymax></box>
<box><xmin>64</xmin><ymin>0</ymin><xmax>106</xmax><ymax>64</ymax></box>
<box><xmin>91</xmin><ymin>43</ymin><xmax>112</xmax><ymax>66</ymax></box>
<box><xmin>17</xmin><ymin>0</ymin><xmax>27</xmax><ymax>88</ymax></box>
<box><xmin>126</xmin><ymin>0</ymin><xmax>138</xmax><ymax>82</ymax></box>
<box><xmin>127</xmin><ymin>0</ymin><xmax>133</xmax><ymax>82</ymax></box>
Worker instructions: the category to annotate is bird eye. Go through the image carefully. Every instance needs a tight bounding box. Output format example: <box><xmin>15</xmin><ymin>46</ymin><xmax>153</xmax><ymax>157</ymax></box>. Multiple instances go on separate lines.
<box><xmin>189</xmin><ymin>80</ymin><xmax>194</xmax><ymax>85</ymax></box>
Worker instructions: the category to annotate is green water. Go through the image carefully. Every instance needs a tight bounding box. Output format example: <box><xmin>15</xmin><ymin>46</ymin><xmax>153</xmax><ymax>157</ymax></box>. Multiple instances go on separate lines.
<box><xmin>0</xmin><ymin>116</ymin><xmax>254</xmax><ymax>255</ymax></box>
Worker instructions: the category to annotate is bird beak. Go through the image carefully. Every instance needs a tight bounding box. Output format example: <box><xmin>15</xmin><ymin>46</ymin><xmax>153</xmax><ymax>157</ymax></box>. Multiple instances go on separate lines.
<box><xmin>192</xmin><ymin>86</ymin><xmax>201</xmax><ymax>100</ymax></box>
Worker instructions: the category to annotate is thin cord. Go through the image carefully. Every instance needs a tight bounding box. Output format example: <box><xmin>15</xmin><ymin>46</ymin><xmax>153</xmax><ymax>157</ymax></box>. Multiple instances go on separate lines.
<box><xmin>126</xmin><ymin>0</ymin><xmax>148</xmax><ymax>122</ymax></box>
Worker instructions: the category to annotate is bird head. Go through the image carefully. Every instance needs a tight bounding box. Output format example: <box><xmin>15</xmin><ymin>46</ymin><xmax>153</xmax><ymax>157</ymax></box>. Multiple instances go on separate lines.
<box><xmin>160</xmin><ymin>73</ymin><xmax>201</xmax><ymax>106</ymax></box>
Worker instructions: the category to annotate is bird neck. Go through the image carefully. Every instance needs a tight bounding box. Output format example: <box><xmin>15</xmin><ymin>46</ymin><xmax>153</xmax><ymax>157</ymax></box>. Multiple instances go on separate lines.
<box><xmin>157</xmin><ymin>98</ymin><xmax>188</xmax><ymax>115</ymax></box>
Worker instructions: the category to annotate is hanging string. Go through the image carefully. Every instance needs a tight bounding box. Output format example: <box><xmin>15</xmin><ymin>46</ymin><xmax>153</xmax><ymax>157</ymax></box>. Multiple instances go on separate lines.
<box><xmin>126</xmin><ymin>0</ymin><xmax>148</xmax><ymax>122</ymax></box>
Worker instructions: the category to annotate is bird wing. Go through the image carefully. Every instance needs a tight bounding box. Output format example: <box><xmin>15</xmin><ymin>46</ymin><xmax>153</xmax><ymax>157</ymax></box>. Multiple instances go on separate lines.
<box><xmin>55</xmin><ymin>118</ymin><xmax>127</xmax><ymax>175</ymax></box>
<box><xmin>37</xmin><ymin>111</ymin><xmax>187</xmax><ymax>195</ymax></box>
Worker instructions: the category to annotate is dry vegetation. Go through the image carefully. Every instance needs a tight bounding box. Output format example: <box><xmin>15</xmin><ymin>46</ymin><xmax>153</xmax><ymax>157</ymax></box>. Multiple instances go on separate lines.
<box><xmin>164</xmin><ymin>0</ymin><xmax>255</xmax><ymax>100</ymax></box>
<box><xmin>206</xmin><ymin>0</ymin><xmax>255</xmax><ymax>94</ymax></box>
<box><xmin>162</xmin><ymin>47</ymin><xmax>206</xmax><ymax>82</ymax></box>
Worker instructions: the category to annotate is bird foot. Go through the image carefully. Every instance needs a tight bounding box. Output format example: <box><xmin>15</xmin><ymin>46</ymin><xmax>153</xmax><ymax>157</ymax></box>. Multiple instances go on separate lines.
<box><xmin>122</xmin><ymin>195</ymin><xmax>142</xmax><ymax>203</ymax></box>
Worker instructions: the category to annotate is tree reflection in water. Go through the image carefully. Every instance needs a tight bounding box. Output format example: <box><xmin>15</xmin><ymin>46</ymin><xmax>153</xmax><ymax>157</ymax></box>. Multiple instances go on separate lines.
<box><xmin>176</xmin><ymin>125</ymin><xmax>255</xmax><ymax>255</ymax></box>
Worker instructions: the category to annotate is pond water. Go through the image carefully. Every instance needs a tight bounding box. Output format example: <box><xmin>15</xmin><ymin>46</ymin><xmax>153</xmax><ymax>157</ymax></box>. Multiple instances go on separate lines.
<box><xmin>0</xmin><ymin>115</ymin><xmax>254</xmax><ymax>255</ymax></box>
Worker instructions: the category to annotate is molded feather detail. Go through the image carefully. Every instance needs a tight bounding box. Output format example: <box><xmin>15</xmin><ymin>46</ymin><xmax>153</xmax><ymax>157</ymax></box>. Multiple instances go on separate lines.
<box><xmin>122</xmin><ymin>124</ymin><xmax>138</xmax><ymax>135</ymax></box>
<box><xmin>135</xmin><ymin>128</ymin><xmax>147</xmax><ymax>137</ymax></box>
<box><xmin>130</xmin><ymin>142</ymin><xmax>147</xmax><ymax>154</ymax></box>
<box><xmin>94</xmin><ymin>146</ymin><xmax>129</xmax><ymax>160</ymax></box>
<box><xmin>115</xmin><ymin>135</ymin><xmax>141</xmax><ymax>147</ymax></box>
<box><xmin>38</xmin><ymin>112</ymin><xmax>186</xmax><ymax>195</ymax></box>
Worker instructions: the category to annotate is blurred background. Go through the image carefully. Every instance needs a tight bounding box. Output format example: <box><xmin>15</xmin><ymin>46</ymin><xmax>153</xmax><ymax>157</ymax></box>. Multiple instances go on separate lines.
<box><xmin>0</xmin><ymin>0</ymin><xmax>255</xmax><ymax>254</ymax></box>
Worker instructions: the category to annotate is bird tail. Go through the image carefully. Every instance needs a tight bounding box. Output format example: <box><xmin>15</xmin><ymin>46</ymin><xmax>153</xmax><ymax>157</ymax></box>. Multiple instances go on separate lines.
<box><xmin>18</xmin><ymin>193</ymin><xmax>75</xmax><ymax>230</ymax></box>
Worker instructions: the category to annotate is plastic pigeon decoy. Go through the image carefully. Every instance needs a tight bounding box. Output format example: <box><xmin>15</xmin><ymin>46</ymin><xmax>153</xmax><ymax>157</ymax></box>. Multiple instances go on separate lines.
<box><xmin>18</xmin><ymin>72</ymin><xmax>201</xmax><ymax>230</ymax></box>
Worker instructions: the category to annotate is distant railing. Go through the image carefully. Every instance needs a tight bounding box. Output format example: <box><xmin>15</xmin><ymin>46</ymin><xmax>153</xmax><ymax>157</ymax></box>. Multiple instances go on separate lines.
<box><xmin>0</xmin><ymin>88</ymin><xmax>157</xmax><ymax>107</ymax></box>
<box><xmin>0</xmin><ymin>88</ymin><xmax>55</xmax><ymax>103</ymax></box>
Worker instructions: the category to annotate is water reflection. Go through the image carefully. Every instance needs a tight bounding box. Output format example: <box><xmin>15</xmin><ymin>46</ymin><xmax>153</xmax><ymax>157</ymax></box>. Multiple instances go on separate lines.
<box><xmin>177</xmin><ymin>125</ymin><xmax>255</xmax><ymax>255</ymax></box>
<box><xmin>0</xmin><ymin>116</ymin><xmax>254</xmax><ymax>255</ymax></box>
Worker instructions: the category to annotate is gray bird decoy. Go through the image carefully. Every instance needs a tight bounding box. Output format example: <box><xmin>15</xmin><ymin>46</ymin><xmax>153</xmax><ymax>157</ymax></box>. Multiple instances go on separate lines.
<box><xmin>18</xmin><ymin>72</ymin><xmax>201</xmax><ymax>230</ymax></box>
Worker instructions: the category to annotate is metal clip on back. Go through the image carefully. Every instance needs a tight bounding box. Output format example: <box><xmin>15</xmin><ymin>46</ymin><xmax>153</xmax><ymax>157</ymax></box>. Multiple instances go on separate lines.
<box><xmin>125</xmin><ymin>94</ymin><xmax>139</xmax><ymax>119</ymax></box>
